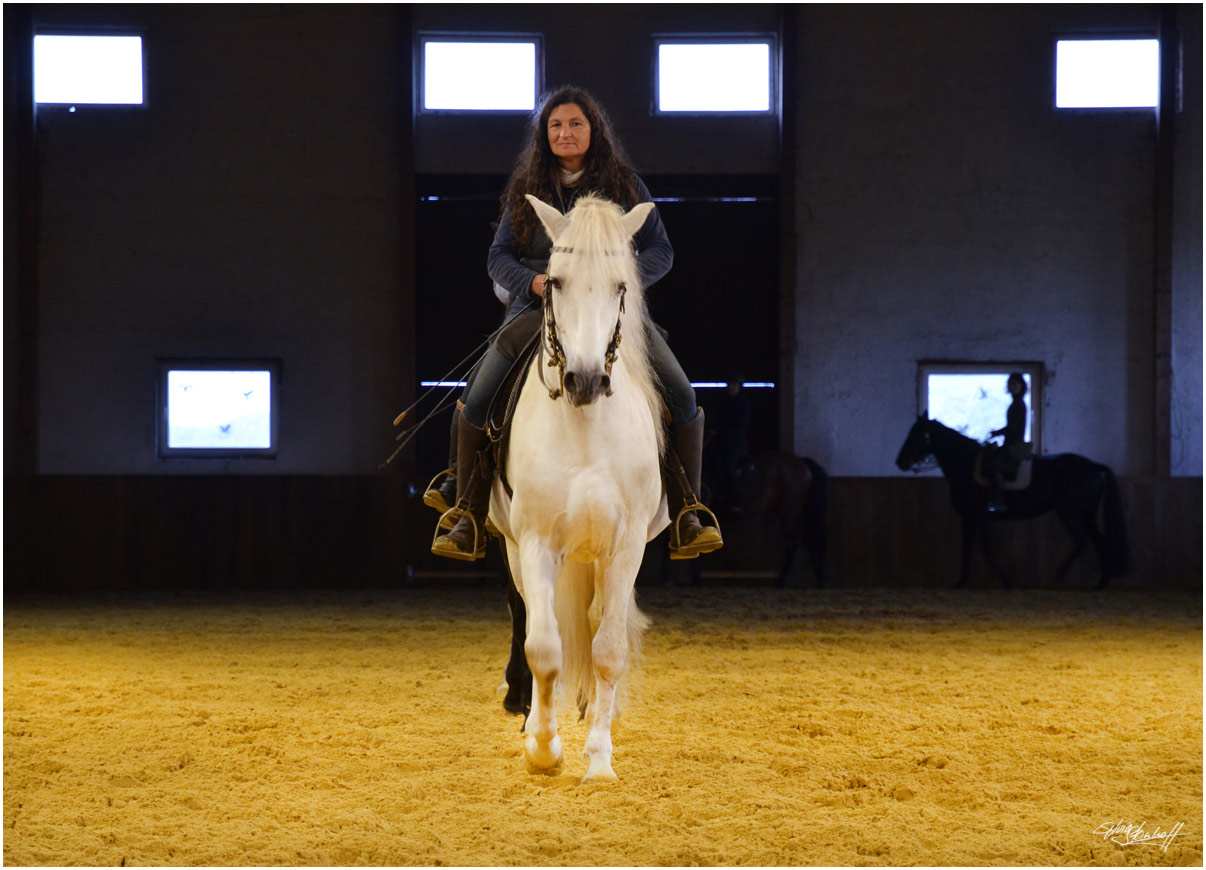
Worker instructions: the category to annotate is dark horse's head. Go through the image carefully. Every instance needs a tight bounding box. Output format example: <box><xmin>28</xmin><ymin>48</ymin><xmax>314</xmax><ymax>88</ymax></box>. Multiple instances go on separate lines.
<box><xmin>895</xmin><ymin>415</ymin><xmax>937</xmax><ymax>472</ymax></box>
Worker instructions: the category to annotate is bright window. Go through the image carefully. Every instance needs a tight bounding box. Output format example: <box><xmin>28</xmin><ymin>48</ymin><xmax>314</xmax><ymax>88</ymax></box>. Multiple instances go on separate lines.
<box><xmin>656</xmin><ymin>41</ymin><xmax>772</xmax><ymax>112</ymax></box>
<box><xmin>918</xmin><ymin>363</ymin><xmax>1043</xmax><ymax>453</ymax></box>
<box><xmin>34</xmin><ymin>34</ymin><xmax>144</xmax><ymax>105</ymax></box>
<box><xmin>1055</xmin><ymin>39</ymin><xmax>1159</xmax><ymax>109</ymax></box>
<box><xmin>422</xmin><ymin>39</ymin><xmax>538</xmax><ymax>111</ymax></box>
<box><xmin>158</xmin><ymin>362</ymin><xmax>279</xmax><ymax>457</ymax></box>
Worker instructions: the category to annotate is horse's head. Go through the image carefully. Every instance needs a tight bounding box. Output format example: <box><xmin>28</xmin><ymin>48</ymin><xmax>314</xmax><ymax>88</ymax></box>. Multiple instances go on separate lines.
<box><xmin>526</xmin><ymin>193</ymin><xmax>653</xmax><ymax>408</ymax></box>
<box><xmin>895</xmin><ymin>414</ymin><xmax>936</xmax><ymax>472</ymax></box>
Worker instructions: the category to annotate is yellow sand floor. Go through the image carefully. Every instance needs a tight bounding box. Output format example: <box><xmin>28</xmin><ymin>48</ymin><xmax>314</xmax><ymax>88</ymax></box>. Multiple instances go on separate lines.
<box><xmin>4</xmin><ymin>585</ymin><xmax>1201</xmax><ymax>866</ymax></box>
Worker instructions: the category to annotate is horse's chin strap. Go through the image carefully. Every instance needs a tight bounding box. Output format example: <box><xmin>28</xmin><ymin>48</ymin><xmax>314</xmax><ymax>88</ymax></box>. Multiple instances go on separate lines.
<box><xmin>540</xmin><ymin>276</ymin><xmax>626</xmax><ymax>402</ymax></box>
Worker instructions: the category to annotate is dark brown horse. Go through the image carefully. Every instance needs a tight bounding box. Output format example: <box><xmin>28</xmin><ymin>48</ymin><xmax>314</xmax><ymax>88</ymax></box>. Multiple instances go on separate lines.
<box><xmin>895</xmin><ymin>416</ymin><xmax>1130</xmax><ymax>589</ymax></box>
<box><xmin>735</xmin><ymin>451</ymin><xmax>829</xmax><ymax>587</ymax></box>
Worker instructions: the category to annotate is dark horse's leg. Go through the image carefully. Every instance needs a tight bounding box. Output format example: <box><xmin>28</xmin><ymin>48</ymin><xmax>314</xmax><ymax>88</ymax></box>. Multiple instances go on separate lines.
<box><xmin>977</xmin><ymin>518</ymin><xmax>1012</xmax><ymax>589</ymax></box>
<box><xmin>498</xmin><ymin>546</ymin><xmax>531</xmax><ymax>723</ymax></box>
<box><xmin>1056</xmin><ymin>465</ymin><xmax>1124</xmax><ymax>590</ymax></box>
<box><xmin>1052</xmin><ymin>508</ymin><xmax>1090</xmax><ymax>585</ymax></box>
<box><xmin>1054</xmin><ymin>504</ymin><xmax>1111</xmax><ymax>589</ymax></box>
<box><xmin>1084</xmin><ymin>514</ymin><xmax>1111</xmax><ymax>590</ymax></box>
<box><xmin>956</xmin><ymin>514</ymin><xmax>977</xmax><ymax>589</ymax></box>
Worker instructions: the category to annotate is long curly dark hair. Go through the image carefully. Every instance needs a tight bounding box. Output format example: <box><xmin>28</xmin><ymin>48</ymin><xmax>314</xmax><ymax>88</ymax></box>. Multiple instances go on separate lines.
<box><xmin>501</xmin><ymin>86</ymin><xmax>641</xmax><ymax>252</ymax></box>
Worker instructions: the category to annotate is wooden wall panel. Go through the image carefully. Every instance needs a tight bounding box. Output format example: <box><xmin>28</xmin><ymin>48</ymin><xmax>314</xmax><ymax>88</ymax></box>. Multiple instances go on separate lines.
<box><xmin>3</xmin><ymin>476</ymin><xmax>1200</xmax><ymax>594</ymax></box>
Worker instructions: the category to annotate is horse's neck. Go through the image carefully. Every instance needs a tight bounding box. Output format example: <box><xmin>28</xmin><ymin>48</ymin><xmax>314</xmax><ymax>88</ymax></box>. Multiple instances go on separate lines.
<box><xmin>932</xmin><ymin>426</ymin><xmax>978</xmax><ymax>475</ymax></box>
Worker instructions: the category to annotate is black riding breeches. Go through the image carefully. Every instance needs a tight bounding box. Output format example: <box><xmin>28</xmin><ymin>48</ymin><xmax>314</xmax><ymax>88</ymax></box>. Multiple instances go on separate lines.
<box><xmin>460</xmin><ymin>311</ymin><xmax>697</xmax><ymax>429</ymax></box>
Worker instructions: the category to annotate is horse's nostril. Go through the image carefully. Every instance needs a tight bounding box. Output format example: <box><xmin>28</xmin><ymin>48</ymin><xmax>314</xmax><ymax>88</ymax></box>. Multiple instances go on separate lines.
<box><xmin>564</xmin><ymin>372</ymin><xmax>579</xmax><ymax>393</ymax></box>
<box><xmin>599</xmin><ymin>374</ymin><xmax>611</xmax><ymax>394</ymax></box>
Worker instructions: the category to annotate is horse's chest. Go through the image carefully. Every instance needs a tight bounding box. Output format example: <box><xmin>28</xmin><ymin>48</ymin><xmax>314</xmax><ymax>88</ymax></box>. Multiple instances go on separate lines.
<box><xmin>509</xmin><ymin>423</ymin><xmax>658</xmax><ymax>526</ymax></box>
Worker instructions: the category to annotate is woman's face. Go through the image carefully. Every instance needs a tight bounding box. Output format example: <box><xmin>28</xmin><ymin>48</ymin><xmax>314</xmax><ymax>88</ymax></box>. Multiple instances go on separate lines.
<box><xmin>547</xmin><ymin>102</ymin><xmax>592</xmax><ymax>172</ymax></box>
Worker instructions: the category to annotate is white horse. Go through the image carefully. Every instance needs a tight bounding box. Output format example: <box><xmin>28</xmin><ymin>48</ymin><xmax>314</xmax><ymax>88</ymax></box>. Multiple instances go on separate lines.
<box><xmin>487</xmin><ymin>193</ymin><xmax>669</xmax><ymax>783</ymax></box>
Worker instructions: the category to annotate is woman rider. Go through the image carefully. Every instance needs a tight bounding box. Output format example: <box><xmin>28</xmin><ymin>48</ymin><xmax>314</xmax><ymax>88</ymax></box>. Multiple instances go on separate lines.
<box><xmin>425</xmin><ymin>85</ymin><xmax>723</xmax><ymax>562</ymax></box>
<box><xmin>987</xmin><ymin>372</ymin><xmax>1029</xmax><ymax>512</ymax></box>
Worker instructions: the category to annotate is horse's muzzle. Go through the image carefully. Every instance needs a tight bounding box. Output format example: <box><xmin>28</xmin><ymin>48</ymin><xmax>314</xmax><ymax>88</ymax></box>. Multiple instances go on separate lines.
<box><xmin>563</xmin><ymin>370</ymin><xmax>611</xmax><ymax>407</ymax></box>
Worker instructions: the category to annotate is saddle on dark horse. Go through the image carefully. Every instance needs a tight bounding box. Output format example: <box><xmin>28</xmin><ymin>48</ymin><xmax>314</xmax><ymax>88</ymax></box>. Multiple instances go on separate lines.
<box><xmin>973</xmin><ymin>442</ymin><xmax>1035</xmax><ymax>491</ymax></box>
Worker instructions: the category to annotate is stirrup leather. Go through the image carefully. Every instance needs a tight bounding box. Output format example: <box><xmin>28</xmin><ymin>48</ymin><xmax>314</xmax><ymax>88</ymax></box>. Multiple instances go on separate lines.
<box><xmin>431</xmin><ymin>506</ymin><xmax>486</xmax><ymax>561</ymax></box>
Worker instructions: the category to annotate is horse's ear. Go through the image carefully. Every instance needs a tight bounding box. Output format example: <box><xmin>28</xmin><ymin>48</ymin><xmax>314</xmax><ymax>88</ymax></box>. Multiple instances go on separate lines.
<box><xmin>620</xmin><ymin>202</ymin><xmax>655</xmax><ymax>238</ymax></box>
<box><xmin>525</xmin><ymin>194</ymin><xmax>570</xmax><ymax>241</ymax></box>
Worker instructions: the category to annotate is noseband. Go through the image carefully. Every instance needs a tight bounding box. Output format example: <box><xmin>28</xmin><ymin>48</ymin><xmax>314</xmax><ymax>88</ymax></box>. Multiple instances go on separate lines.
<box><xmin>540</xmin><ymin>255</ymin><xmax>627</xmax><ymax>402</ymax></box>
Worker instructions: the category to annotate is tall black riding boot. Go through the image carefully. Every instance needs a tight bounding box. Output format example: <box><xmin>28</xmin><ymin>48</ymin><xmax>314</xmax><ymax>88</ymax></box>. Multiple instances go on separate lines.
<box><xmin>423</xmin><ymin>405</ymin><xmax>461</xmax><ymax>525</ymax></box>
<box><xmin>666</xmin><ymin>408</ymin><xmax>724</xmax><ymax>560</ymax></box>
<box><xmin>431</xmin><ymin>415</ymin><xmax>493</xmax><ymax>561</ymax></box>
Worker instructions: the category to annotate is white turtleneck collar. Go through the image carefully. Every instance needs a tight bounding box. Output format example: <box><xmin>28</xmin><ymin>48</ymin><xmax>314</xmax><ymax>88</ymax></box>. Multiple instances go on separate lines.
<box><xmin>559</xmin><ymin>167</ymin><xmax>585</xmax><ymax>187</ymax></box>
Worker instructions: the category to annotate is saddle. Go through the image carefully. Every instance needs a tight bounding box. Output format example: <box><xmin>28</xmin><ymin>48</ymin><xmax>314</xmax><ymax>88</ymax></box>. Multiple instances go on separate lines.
<box><xmin>973</xmin><ymin>443</ymin><xmax>1034</xmax><ymax>491</ymax></box>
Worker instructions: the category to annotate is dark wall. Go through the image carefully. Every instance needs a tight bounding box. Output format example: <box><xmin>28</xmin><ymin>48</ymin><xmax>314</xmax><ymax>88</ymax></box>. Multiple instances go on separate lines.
<box><xmin>27</xmin><ymin>5</ymin><xmax>410</xmax><ymax>475</ymax></box>
<box><xmin>792</xmin><ymin>3</ymin><xmax>1201</xmax><ymax>477</ymax></box>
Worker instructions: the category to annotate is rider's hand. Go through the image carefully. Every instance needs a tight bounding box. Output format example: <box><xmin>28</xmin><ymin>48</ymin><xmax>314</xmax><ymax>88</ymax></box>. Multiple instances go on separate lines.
<box><xmin>531</xmin><ymin>274</ymin><xmax>546</xmax><ymax>298</ymax></box>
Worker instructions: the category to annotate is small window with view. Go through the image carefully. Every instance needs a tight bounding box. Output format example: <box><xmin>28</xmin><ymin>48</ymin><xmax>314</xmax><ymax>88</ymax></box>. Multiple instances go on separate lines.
<box><xmin>157</xmin><ymin>360</ymin><xmax>280</xmax><ymax>459</ymax></box>
<box><xmin>918</xmin><ymin>362</ymin><xmax>1044</xmax><ymax>455</ymax></box>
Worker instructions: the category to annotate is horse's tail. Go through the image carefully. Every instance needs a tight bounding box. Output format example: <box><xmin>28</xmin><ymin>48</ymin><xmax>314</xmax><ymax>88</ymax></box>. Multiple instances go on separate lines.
<box><xmin>1100</xmin><ymin>466</ymin><xmax>1132</xmax><ymax>576</ymax></box>
<box><xmin>554</xmin><ymin>563</ymin><xmax>649</xmax><ymax>719</ymax></box>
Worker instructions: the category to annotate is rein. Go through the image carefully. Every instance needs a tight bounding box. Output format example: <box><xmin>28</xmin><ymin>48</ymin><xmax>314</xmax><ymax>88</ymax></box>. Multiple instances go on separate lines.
<box><xmin>539</xmin><ymin>264</ymin><xmax>628</xmax><ymax>402</ymax></box>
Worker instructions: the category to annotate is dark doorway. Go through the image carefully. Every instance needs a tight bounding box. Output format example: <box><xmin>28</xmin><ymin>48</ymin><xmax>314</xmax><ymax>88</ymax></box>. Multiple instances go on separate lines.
<box><xmin>412</xmin><ymin>174</ymin><xmax>780</xmax><ymax>484</ymax></box>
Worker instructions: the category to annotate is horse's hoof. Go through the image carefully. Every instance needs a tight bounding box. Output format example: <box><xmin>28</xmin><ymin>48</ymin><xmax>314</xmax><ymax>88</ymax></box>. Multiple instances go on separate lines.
<box><xmin>524</xmin><ymin>735</ymin><xmax>562</xmax><ymax>773</ymax></box>
<box><xmin>582</xmin><ymin>758</ymin><xmax>618</xmax><ymax>784</ymax></box>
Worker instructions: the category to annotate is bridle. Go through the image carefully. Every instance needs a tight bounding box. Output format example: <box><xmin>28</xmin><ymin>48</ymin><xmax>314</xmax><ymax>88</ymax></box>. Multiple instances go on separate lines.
<box><xmin>539</xmin><ymin>244</ymin><xmax>628</xmax><ymax>401</ymax></box>
<box><xmin>905</xmin><ymin>422</ymin><xmax>941</xmax><ymax>473</ymax></box>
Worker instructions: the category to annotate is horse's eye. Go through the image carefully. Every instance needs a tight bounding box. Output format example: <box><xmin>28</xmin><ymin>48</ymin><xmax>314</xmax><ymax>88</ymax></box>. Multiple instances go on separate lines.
<box><xmin>617</xmin><ymin>282</ymin><xmax>626</xmax><ymax>294</ymax></box>
<box><xmin>546</xmin><ymin>277</ymin><xmax>560</xmax><ymax>292</ymax></box>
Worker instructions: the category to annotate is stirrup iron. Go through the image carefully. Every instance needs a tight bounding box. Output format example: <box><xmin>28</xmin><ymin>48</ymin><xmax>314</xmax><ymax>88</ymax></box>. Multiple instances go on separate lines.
<box><xmin>431</xmin><ymin>506</ymin><xmax>486</xmax><ymax>561</ymax></box>
<box><xmin>669</xmin><ymin>500</ymin><xmax>723</xmax><ymax>560</ymax></box>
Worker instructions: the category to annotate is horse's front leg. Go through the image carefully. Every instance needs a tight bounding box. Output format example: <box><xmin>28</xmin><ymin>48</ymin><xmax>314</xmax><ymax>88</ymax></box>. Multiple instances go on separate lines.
<box><xmin>518</xmin><ymin>538</ymin><xmax>563</xmax><ymax>772</ymax></box>
<box><xmin>977</xmin><ymin>520</ymin><xmax>1012</xmax><ymax>589</ymax></box>
<box><xmin>582</xmin><ymin>548</ymin><xmax>642</xmax><ymax>784</ymax></box>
